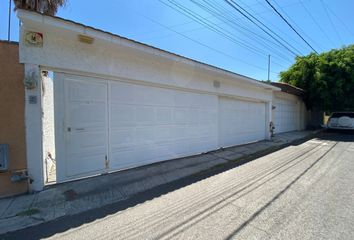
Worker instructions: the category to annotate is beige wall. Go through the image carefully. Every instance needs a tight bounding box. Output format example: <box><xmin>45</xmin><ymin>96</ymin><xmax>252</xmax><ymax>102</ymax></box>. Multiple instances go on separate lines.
<box><xmin>0</xmin><ymin>41</ymin><xmax>28</xmax><ymax>198</ymax></box>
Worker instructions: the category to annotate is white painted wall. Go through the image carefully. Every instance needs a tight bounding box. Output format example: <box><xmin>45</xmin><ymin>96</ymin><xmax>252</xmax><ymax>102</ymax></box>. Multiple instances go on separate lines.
<box><xmin>18</xmin><ymin>10</ymin><xmax>276</xmax><ymax>104</ymax></box>
<box><xmin>24</xmin><ymin>64</ymin><xmax>44</xmax><ymax>191</ymax></box>
<box><xmin>272</xmin><ymin>91</ymin><xmax>307</xmax><ymax>133</ymax></box>
<box><xmin>54</xmin><ymin>71</ymin><xmax>275</xmax><ymax>182</ymax></box>
<box><xmin>218</xmin><ymin>97</ymin><xmax>266</xmax><ymax>147</ymax></box>
<box><xmin>19</xmin><ymin>10</ymin><xmax>310</xmax><ymax>187</ymax></box>
<box><xmin>42</xmin><ymin>75</ymin><xmax>56</xmax><ymax>183</ymax></box>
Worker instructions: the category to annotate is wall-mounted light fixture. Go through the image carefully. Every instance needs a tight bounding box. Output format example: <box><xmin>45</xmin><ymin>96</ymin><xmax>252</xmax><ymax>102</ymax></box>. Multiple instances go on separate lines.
<box><xmin>24</xmin><ymin>70</ymin><xmax>38</xmax><ymax>90</ymax></box>
<box><xmin>213</xmin><ymin>80</ymin><xmax>220</xmax><ymax>88</ymax></box>
<box><xmin>78</xmin><ymin>34</ymin><xmax>94</xmax><ymax>44</ymax></box>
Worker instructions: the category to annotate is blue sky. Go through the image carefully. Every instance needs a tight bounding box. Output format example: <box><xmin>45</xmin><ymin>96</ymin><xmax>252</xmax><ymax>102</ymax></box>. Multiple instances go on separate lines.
<box><xmin>1</xmin><ymin>0</ymin><xmax>353</xmax><ymax>81</ymax></box>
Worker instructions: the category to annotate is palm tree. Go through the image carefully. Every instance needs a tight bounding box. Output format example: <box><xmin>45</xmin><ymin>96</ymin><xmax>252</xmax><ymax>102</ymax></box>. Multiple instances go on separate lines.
<box><xmin>13</xmin><ymin>0</ymin><xmax>66</xmax><ymax>15</ymax></box>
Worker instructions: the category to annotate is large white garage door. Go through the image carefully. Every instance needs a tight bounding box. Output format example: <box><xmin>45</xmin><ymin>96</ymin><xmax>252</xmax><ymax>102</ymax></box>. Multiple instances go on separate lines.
<box><xmin>273</xmin><ymin>98</ymin><xmax>298</xmax><ymax>133</ymax></box>
<box><xmin>108</xmin><ymin>81</ymin><xmax>218</xmax><ymax>170</ymax></box>
<box><xmin>219</xmin><ymin>97</ymin><xmax>266</xmax><ymax>147</ymax></box>
<box><xmin>60</xmin><ymin>74</ymin><xmax>218</xmax><ymax>180</ymax></box>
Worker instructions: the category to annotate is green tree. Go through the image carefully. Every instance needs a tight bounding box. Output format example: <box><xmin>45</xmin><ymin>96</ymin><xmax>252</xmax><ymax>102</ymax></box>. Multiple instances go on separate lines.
<box><xmin>13</xmin><ymin>0</ymin><xmax>66</xmax><ymax>15</ymax></box>
<box><xmin>280</xmin><ymin>45</ymin><xmax>354</xmax><ymax>112</ymax></box>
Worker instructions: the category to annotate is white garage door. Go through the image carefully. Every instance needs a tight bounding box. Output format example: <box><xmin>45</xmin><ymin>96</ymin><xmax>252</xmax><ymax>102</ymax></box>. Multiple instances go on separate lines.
<box><xmin>64</xmin><ymin>78</ymin><xmax>108</xmax><ymax>178</ymax></box>
<box><xmin>60</xmin><ymin>74</ymin><xmax>218</xmax><ymax>180</ymax></box>
<box><xmin>108</xmin><ymin>81</ymin><xmax>218</xmax><ymax>170</ymax></box>
<box><xmin>219</xmin><ymin>97</ymin><xmax>266</xmax><ymax>147</ymax></box>
<box><xmin>273</xmin><ymin>98</ymin><xmax>298</xmax><ymax>133</ymax></box>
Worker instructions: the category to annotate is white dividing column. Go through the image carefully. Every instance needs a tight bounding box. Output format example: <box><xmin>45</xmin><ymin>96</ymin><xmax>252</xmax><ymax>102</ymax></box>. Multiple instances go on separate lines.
<box><xmin>265</xmin><ymin>101</ymin><xmax>272</xmax><ymax>140</ymax></box>
<box><xmin>24</xmin><ymin>64</ymin><xmax>44</xmax><ymax>192</ymax></box>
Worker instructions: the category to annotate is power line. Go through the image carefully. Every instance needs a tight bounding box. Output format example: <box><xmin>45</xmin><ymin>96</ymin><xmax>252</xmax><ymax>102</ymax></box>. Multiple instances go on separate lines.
<box><xmin>298</xmin><ymin>0</ymin><xmax>335</xmax><ymax>47</ymax></box>
<box><xmin>224</xmin><ymin>0</ymin><xmax>302</xmax><ymax>56</ymax></box>
<box><xmin>143</xmin><ymin>21</ymin><xmax>290</xmax><ymax>67</ymax></box>
<box><xmin>139</xmin><ymin>1</ymin><xmax>290</xmax><ymax>69</ymax></box>
<box><xmin>130</xmin><ymin>0</ymin><xmax>310</xmax><ymax>41</ymax></box>
<box><xmin>142</xmin><ymin>19</ymin><xmax>288</xmax><ymax>69</ymax></box>
<box><xmin>265</xmin><ymin>0</ymin><xmax>318</xmax><ymax>54</ymax></box>
<box><xmin>162</xmin><ymin>0</ymin><xmax>293</xmax><ymax>67</ymax></box>
<box><xmin>326</xmin><ymin>3</ymin><xmax>354</xmax><ymax>36</ymax></box>
<box><xmin>320</xmin><ymin>0</ymin><xmax>344</xmax><ymax>45</ymax></box>
<box><xmin>190</xmin><ymin>0</ymin><xmax>294</xmax><ymax>63</ymax></box>
<box><xmin>230</xmin><ymin>0</ymin><xmax>305</xmax><ymax>61</ymax></box>
<box><xmin>268</xmin><ymin>54</ymin><xmax>271</xmax><ymax>81</ymax></box>
<box><xmin>8</xmin><ymin>0</ymin><xmax>11</xmax><ymax>41</ymax></box>
<box><xmin>131</xmin><ymin>6</ymin><xmax>278</xmax><ymax>73</ymax></box>
<box><xmin>132</xmin><ymin>13</ymin><xmax>219</xmax><ymax>38</ymax></box>
<box><xmin>228</xmin><ymin>0</ymin><xmax>302</xmax><ymax>56</ymax></box>
<box><xmin>271</xmin><ymin>0</ymin><xmax>323</xmax><ymax>52</ymax></box>
<box><xmin>242</xmin><ymin>0</ymin><xmax>307</xmax><ymax>50</ymax></box>
<box><xmin>163</xmin><ymin>0</ymin><xmax>269</xmax><ymax>57</ymax></box>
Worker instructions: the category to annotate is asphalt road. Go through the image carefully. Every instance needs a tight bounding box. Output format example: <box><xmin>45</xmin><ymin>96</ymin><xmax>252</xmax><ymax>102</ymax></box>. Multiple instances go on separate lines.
<box><xmin>2</xmin><ymin>133</ymin><xmax>354</xmax><ymax>240</ymax></box>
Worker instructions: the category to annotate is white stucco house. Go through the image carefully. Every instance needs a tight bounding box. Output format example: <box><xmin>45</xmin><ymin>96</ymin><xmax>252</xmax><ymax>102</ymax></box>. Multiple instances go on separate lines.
<box><xmin>271</xmin><ymin>82</ymin><xmax>307</xmax><ymax>134</ymax></box>
<box><xmin>17</xmin><ymin>10</ymin><xmax>307</xmax><ymax>192</ymax></box>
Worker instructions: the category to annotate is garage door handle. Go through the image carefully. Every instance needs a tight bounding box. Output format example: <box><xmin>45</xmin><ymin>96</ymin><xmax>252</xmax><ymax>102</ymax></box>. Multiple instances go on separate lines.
<box><xmin>75</xmin><ymin>128</ymin><xmax>85</xmax><ymax>131</ymax></box>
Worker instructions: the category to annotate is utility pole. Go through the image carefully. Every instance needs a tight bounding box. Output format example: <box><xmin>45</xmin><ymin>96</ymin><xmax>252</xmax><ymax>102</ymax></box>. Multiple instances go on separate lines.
<box><xmin>267</xmin><ymin>54</ymin><xmax>271</xmax><ymax>81</ymax></box>
<box><xmin>8</xmin><ymin>0</ymin><xmax>12</xmax><ymax>41</ymax></box>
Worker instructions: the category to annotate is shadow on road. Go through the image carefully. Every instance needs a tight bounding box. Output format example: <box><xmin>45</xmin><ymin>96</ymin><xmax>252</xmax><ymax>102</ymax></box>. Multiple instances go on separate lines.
<box><xmin>321</xmin><ymin>130</ymin><xmax>354</xmax><ymax>142</ymax></box>
<box><xmin>1</xmin><ymin>132</ymin><xmax>350</xmax><ymax>240</ymax></box>
<box><xmin>224</xmin><ymin>141</ymin><xmax>338</xmax><ymax>239</ymax></box>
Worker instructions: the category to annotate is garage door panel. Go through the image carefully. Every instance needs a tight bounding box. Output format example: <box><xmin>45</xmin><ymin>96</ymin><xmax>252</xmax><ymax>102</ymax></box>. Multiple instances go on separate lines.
<box><xmin>109</xmin><ymin>151</ymin><xmax>141</xmax><ymax>170</ymax></box>
<box><xmin>66</xmin><ymin>151</ymin><xmax>105</xmax><ymax>177</ymax></box>
<box><xmin>135</xmin><ymin>127</ymin><xmax>156</xmax><ymax>142</ymax></box>
<box><xmin>110</xmin><ymin>105</ymin><xmax>135</xmax><ymax>127</ymax></box>
<box><xmin>109</xmin><ymin>81</ymin><xmax>135</xmax><ymax>103</ymax></box>
<box><xmin>60</xmin><ymin>76</ymin><xmax>219</xmax><ymax>181</ymax></box>
<box><xmin>138</xmin><ymin>86</ymin><xmax>172</xmax><ymax>106</ymax></box>
<box><xmin>273</xmin><ymin>97</ymin><xmax>298</xmax><ymax>133</ymax></box>
<box><xmin>67</xmin><ymin>103</ymin><xmax>106</xmax><ymax>129</ymax></box>
<box><xmin>190</xmin><ymin>137</ymin><xmax>218</xmax><ymax>153</ymax></box>
<box><xmin>109</xmin><ymin>128</ymin><xmax>135</xmax><ymax>145</ymax></box>
<box><xmin>153</xmin><ymin>126</ymin><xmax>173</xmax><ymax>139</ymax></box>
<box><xmin>109</xmin><ymin>81</ymin><xmax>218</xmax><ymax>171</ymax></box>
<box><xmin>109</xmin><ymin>143</ymin><xmax>175</xmax><ymax>170</ymax></box>
<box><xmin>219</xmin><ymin>97</ymin><xmax>266</xmax><ymax>147</ymax></box>
<box><xmin>156</xmin><ymin>108</ymin><xmax>173</xmax><ymax>124</ymax></box>
<box><xmin>64</xmin><ymin>78</ymin><xmax>108</xmax><ymax>179</ymax></box>
<box><xmin>67</xmin><ymin>80</ymin><xmax>107</xmax><ymax>102</ymax></box>
<box><xmin>135</xmin><ymin>106</ymin><xmax>155</xmax><ymax>124</ymax></box>
<box><xmin>67</xmin><ymin>132</ymin><xmax>107</xmax><ymax>151</ymax></box>
<box><xmin>174</xmin><ymin>108</ymin><xmax>190</xmax><ymax>124</ymax></box>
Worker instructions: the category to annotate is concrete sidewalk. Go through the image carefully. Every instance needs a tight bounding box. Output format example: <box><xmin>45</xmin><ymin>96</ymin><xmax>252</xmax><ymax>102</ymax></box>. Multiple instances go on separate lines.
<box><xmin>0</xmin><ymin>130</ymin><xmax>320</xmax><ymax>235</ymax></box>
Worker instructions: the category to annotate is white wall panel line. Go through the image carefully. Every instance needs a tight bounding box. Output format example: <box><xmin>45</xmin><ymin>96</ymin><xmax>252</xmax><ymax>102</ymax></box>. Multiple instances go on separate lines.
<box><xmin>54</xmin><ymin>73</ymin><xmax>65</xmax><ymax>183</ymax></box>
<box><xmin>107</xmin><ymin>80</ymin><xmax>111</xmax><ymax>171</ymax></box>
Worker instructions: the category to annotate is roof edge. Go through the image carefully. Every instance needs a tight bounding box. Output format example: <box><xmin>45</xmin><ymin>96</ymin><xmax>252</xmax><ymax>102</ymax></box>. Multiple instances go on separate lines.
<box><xmin>17</xmin><ymin>9</ymin><xmax>280</xmax><ymax>91</ymax></box>
<box><xmin>270</xmin><ymin>82</ymin><xmax>304</xmax><ymax>97</ymax></box>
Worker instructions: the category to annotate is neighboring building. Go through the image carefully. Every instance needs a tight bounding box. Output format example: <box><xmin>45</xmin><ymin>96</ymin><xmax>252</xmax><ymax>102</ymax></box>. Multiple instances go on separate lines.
<box><xmin>0</xmin><ymin>41</ymin><xmax>28</xmax><ymax>198</ymax></box>
<box><xmin>270</xmin><ymin>82</ymin><xmax>308</xmax><ymax>133</ymax></box>
<box><xmin>0</xmin><ymin>10</ymin><xmax>307</xmax><ymax>197</ymax></box>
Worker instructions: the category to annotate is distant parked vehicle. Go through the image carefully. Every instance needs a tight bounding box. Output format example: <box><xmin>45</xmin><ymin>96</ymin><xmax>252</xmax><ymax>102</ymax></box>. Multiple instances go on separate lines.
<box><xmin>327</xmin><ymin>112</ymin><xmax>354</xmax><ymax>130</ymax></box>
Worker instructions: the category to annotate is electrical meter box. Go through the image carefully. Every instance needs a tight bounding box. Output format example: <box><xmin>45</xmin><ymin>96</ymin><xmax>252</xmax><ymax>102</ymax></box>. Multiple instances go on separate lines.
<box><xmin>0</xmin><ymin>144</ymin><xmax>9</xmax><ymax>171</ymax></box>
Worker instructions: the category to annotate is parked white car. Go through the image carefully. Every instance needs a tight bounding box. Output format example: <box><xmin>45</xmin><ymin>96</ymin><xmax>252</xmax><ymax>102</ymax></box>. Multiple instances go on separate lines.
<box><xmin>327</xmin><ymin>112</ymin><xmax>354</xmax><ymax>130</ymax></box>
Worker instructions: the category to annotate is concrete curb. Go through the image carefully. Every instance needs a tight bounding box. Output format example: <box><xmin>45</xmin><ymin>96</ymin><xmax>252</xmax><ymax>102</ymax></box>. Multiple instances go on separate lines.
<box><xmin>0</xmin><ymin>130</ymin><xmax>321</xmax><ymax>235</ymax></box>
